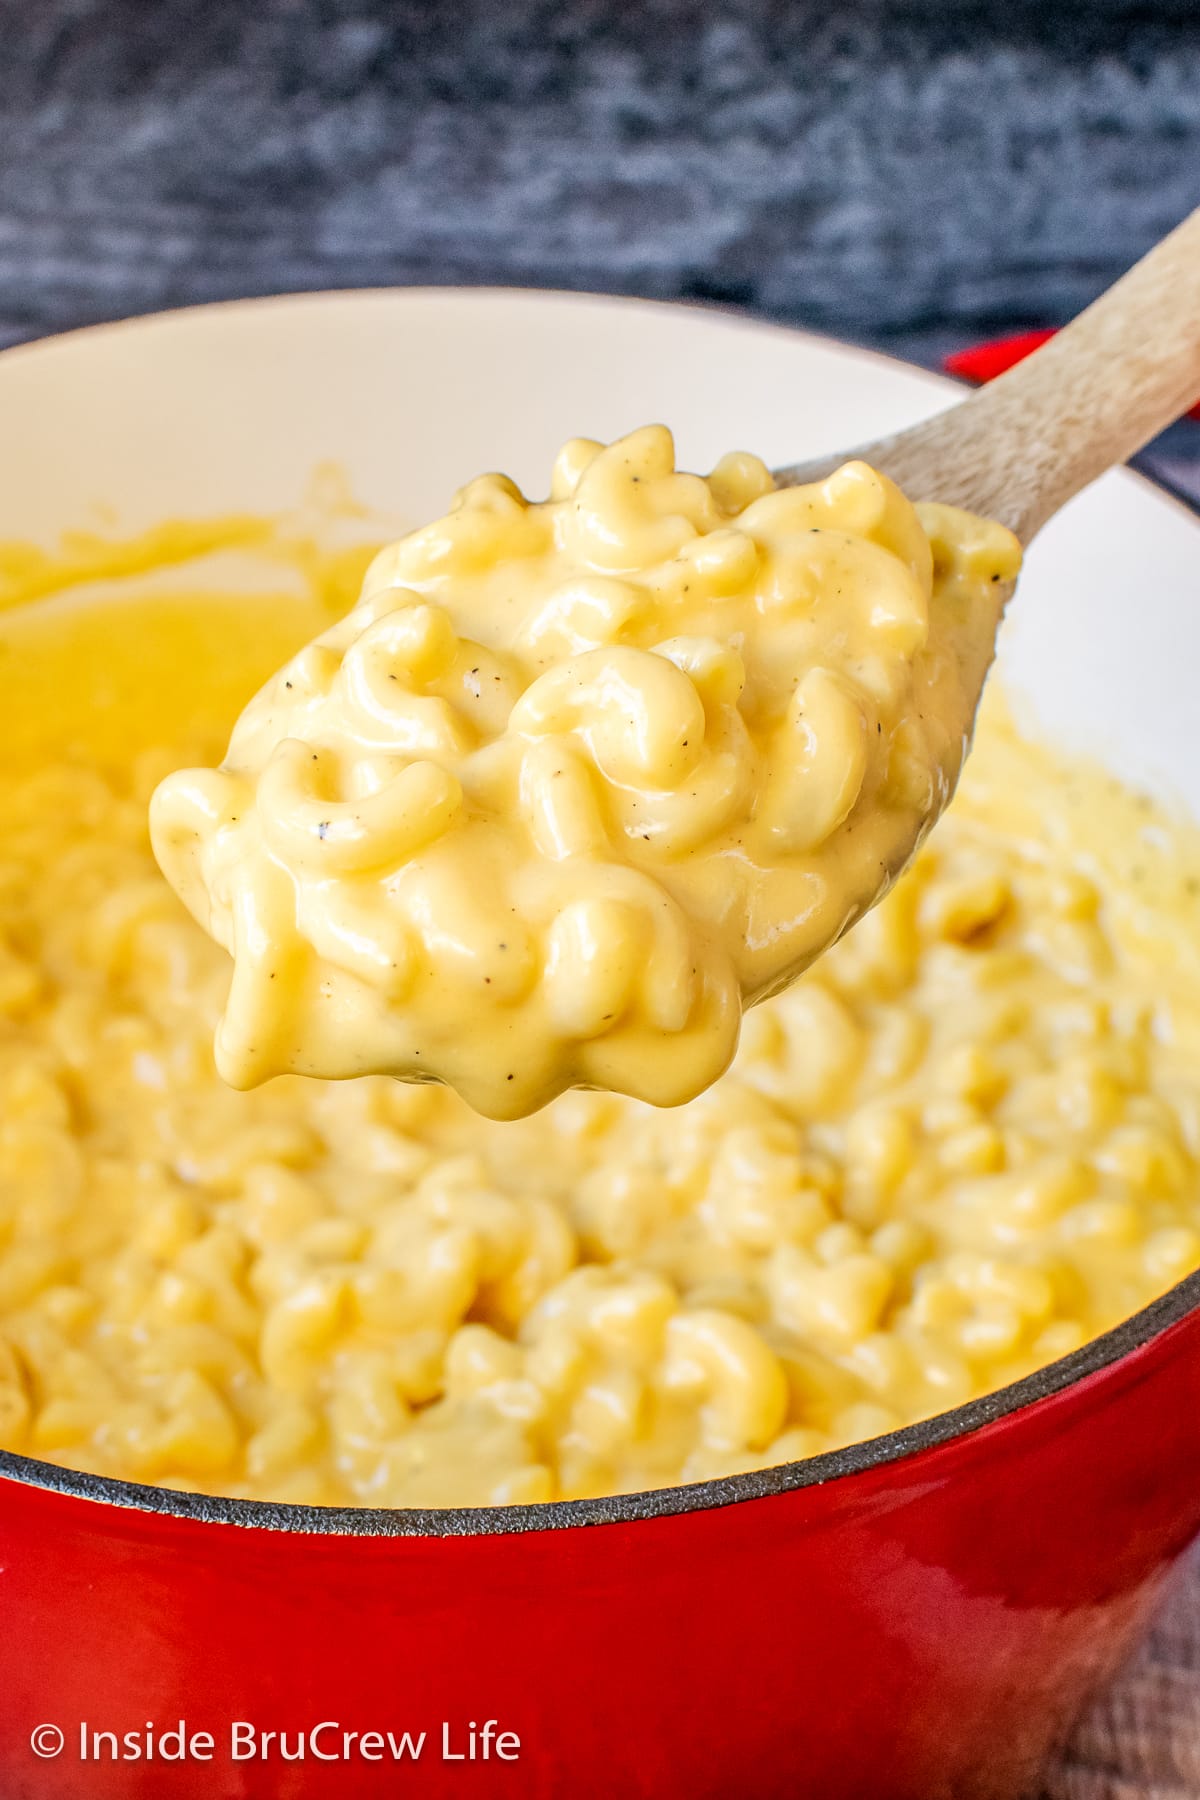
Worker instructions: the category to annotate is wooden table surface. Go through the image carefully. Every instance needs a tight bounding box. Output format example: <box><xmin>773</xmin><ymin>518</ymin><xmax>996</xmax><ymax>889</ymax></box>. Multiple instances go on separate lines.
<box><xmin>1043</xmin><ymin>1547</ymin><xmax>1200</xmax><ymax>1800</ymax></box>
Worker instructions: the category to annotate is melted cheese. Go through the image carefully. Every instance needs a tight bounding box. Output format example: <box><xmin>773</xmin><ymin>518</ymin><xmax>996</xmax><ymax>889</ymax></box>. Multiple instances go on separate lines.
<box><xmin>0</xmin><ymin>528</ymin><xmax>1199</xmax><ymax>1507</ymax></box>
<box><xmin>150</xmin><ymin>427</ymin><xmax>1020</xmax><ymax>1118</ymax></box>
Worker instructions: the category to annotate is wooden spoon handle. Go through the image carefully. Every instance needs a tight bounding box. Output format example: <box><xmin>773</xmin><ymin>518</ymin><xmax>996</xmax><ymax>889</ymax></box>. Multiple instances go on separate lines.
<box><xmin>777</xmin><ymin>207</ymin><xmax>1200</xmax><ymax>541</ymax></box>
<box><xmin>959</xmin><ymin>204</ymin><xmax>1200</xmax><ymax>539</ymax></box>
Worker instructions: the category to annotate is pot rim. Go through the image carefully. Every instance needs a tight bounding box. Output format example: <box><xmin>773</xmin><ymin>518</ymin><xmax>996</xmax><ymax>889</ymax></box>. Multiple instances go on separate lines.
<box><xmin>4</xmin><ymin>1267</ymin><xmax>1199</xmax><ymax>1536</ymax></box>
<box><xmin>1</xmin><ymin>288</ymin><xmax>1198</xmax><ymax>1539</ymax></box>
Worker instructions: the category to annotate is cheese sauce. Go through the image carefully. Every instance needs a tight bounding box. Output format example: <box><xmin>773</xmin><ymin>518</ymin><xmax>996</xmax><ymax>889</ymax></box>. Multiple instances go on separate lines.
<box><xmin>1</xmin><ymin>509</ymin><xmax>1199</xmax><ymax>1508</ymax></box>
<box><xmin>150</xmin><ymin>428</ymin><xmax>1021</xmax><ymax>1118</ymax></box>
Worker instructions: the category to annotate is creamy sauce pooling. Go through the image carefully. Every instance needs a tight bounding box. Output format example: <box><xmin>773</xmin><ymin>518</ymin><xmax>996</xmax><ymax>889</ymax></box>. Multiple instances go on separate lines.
<box><xmin>3</xmin><ymin>537</ymin><xmax>1200</xmax><ymax>1508</ymax></box>
<box><xmin>151</xmin><ymin>427</ymin><xmax>1020</xmax><ymax>1118</ymax></box>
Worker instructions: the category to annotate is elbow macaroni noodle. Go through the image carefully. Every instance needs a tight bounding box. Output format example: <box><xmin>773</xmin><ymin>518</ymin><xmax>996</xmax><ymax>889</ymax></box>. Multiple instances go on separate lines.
<box><xmin>150</xmin><ymin>428</ymin><xmax>1021</xmax><ymax>1118</ymax></box>
<box><xmin>1</xmin><ymin>506</ymin><xmax>1200</xmax><ymax>1508</ymax></box>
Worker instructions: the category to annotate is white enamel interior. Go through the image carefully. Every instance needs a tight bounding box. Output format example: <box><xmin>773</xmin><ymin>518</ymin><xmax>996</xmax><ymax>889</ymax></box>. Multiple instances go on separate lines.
<box><xmin>0</xmin><ymin>287</ymin><xmax>1196</xmax><ymax>810</ymax></box>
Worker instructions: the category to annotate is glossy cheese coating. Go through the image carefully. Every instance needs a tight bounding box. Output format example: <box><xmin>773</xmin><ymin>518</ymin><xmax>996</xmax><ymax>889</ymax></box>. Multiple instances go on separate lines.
<box><xmin>150</xmin><ymin>428</ymin><xmax>1021</xmax><ymax>1118</ymax></box>
<box><xmin>2</xmin><ymin>554</ymin><xmax>1199</xmax><ymax>1508</ymax></box>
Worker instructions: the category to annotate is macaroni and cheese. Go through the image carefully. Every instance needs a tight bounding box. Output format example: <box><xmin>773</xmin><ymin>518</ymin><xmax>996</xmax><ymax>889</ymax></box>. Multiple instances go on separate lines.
<box><xmin>1</xmin><ymin>519</ymin><xmax>1199</xmax><ymax>1508</ymax></box>
<box><xmin>150</xmin><ymin>429</ymin><xmax>1021</xmax><ymax>1118</ymax></box>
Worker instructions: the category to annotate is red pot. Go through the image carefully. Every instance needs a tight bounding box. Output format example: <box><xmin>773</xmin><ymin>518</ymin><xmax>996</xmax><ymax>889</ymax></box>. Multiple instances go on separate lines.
<box><xmin>5</xmin><ymin>291</ymin><xmax>1200</xmax><ymax>1800</ymax></box>
<box><xmin>3</xmin><ymin>1276</ymin><xmax>1200</xmax><ymax>1800</ymax></box>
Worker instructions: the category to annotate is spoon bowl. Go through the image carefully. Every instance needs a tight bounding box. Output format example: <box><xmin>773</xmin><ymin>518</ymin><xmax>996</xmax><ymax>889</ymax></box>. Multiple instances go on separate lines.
<box><xmin>771</xmin><ymin>204</ymin><xmax>1200</xmax><ymax>953</ymax></box>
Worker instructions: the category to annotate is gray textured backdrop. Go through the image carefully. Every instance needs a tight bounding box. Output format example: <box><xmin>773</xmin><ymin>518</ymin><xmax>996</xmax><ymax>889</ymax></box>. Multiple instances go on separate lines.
<box><xmin>4</xmin><ymin>0</ymin><xmax>1196</xmax><ymax>484</ymax></box>
<box><xmin>1</xmin><ymin>0</ymin><xmax>1198</xmax><ymax>355</ymax></box>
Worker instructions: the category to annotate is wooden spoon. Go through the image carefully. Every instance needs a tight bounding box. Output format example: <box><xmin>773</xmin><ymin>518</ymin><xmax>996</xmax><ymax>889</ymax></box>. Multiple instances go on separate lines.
<box><xmin>774</xmin><ymin>205</ymin><xmax>1200</xmax><ymax>543</ymax></box>
<box><xmin>760</xmin><ymin>206</ymin><xmax>1200</xmax><ymax>993</ymax></box>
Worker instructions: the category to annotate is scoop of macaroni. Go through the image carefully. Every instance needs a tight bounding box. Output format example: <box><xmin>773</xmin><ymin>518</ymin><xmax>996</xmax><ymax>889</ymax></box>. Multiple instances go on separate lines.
<box><xmin>150</xmin><ymin>428</ymin><xmax>1021</xmax><ymax>1118</ymax></box>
